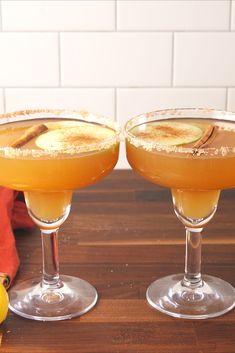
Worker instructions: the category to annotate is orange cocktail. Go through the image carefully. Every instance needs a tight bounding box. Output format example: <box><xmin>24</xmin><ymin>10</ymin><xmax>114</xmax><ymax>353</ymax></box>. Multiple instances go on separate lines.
<box><xmin>0</xmin><ymin>114</ymin><xmax>119</xmax><ymax>221</ymax></box>
<box><xmin>126</xmin><ymin>116</ymin><xmax>235</xmax><ymax>219</ymax></box>
<box><xmin>125</xmin><ymin>108</ymin><xmax>235</xmax><ymax>319</ymax></box>
<box><xmin>0</xmin><ymin>109</ymin><xmax>120</xmax><ymax>321</ymax></box>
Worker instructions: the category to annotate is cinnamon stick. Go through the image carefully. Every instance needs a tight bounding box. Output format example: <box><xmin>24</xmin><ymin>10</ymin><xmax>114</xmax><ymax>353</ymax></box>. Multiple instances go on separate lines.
<box><xmin>193</xmin><ymin>125</ymin><xmax>217</xmax><ymax>149</ymax></box>
<box><xmin>11</xmin><ymin>124</ymin><xmax>49</xmax><ymax>148</ymax></box>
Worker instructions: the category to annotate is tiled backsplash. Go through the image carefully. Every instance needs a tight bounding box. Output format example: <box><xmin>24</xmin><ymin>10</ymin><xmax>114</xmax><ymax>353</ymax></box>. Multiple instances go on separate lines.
<box><xmin>1</xmin><ymin>0</ymin><xmax>235</xmax><ymax>168</ymax></box>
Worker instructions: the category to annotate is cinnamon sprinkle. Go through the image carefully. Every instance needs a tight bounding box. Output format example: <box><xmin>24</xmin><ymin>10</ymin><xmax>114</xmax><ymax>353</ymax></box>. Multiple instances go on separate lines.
<box><xmin>137</xmin><ymin>125</ymin><xmax>189</xmax><ymax>140</ymax></box>
<box><xmin>11</xmin><ymin>124</ymin><xmax>49</xmax><ymax>148</ymax></box>
<box><xmin>193</xmin><ymin>125</ymin><xmax>217</xmax><ymax>149</ymax></box>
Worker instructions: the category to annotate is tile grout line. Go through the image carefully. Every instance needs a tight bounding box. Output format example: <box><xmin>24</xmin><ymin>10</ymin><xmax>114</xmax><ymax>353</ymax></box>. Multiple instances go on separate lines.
<box><xmin>171</xmin><ymin>32</ymin><xmax>174</xmax><ymax>87</ymax></box>
<box><xmin>226</xmin><ymin>87</ymin><xmax>229</xmax><ymax>110</ymax></box>
<box><xmin>0</xmin><ymin>1</ymin><xmax>2</xmax><ymax>32</ymax></box>
<box><xmin>114</xmin><ymin>0</ymin><xmax>117</xmax><ymax>121</ymax></box>
<box><xmin>58</xmin><ymin>32</ymin><xmax>61</xmax><ymax>87</ymax></box>
<box><xmin>0</xmin><ymin>86</ymin><xmax>232</xmax><ymax>89</ymax></box>
<box><xmin>2</xmin><ymin>88</ymin><xmax>6</xmax><ymax>113</ymax></box>
<box><xmin>229</xmin><ymin>0</ymin><xmax>233</xmax><ymax>31</ymax></box>
<box><xmin>115</xmin><ymin>0</ymin><xmax>117</xmax><ymax>31</ymax></box>
<box><xmin>0</xmin><ymin>1</ymin><xmax>5</xmax><ymax>112</ymax></box>
<box><xmin>0</xmin><ymin>30</ymin><xmax>233</xmax><ymax>34</ymax></box>
<box><xmin>226</xmin><ymin>0</ymin><xmax>231</xmax><ymax>111</ymax></box>
<box><xmin>114</xmin><ymin>88</ymin><xmax>117</xmax><ymax>122</ymax></box>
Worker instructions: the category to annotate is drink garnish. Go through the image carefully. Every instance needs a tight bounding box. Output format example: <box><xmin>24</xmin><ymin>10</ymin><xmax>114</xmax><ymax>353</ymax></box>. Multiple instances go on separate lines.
<box><xmin>11</xmin><ymin>124</ymin><xmax>48</xmax><ymax>148</ymax></box>
<box><xmin>135</xmin><ymin>121</ymin><xmax>203</xmax><ymax>146</ymax></box>
<box><xmin>35</xmin><ymin>121</ymin><xmax>115</xmax><ymax>150</ymax></box>
<box><xmin>193</xmin><ymin>125</ymin><xmax>217</xmax><ymax>149</ymax></box>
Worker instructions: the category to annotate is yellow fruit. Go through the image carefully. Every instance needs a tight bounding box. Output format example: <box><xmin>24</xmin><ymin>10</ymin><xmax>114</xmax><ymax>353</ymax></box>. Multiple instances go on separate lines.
<box><xmin>0</xmin><ymin>283</ymin><xmax>8</xmax><ymax>323</ymax></box>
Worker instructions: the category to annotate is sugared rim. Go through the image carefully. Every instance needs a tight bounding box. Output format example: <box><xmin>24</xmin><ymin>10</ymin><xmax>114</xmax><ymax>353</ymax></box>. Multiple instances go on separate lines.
<box><xmin>124</xmin><ymin>107</ymin><xmax>235</xmax><ymax>156</ymax></box>
<box><xmin>0</xmin><ymin>109</ymin><xmax>120</xmax><ymax>158</ymax></box>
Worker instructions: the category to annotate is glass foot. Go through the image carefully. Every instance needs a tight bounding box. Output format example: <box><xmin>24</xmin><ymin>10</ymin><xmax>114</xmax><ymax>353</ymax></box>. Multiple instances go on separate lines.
<box><xmin>9</xmin><ymin>275</ymin><xmax>98</xmax><ymax>321</ymax></box>
<box><xmin>146</xmin><ymin>274</ymin><xmax>235</xmax><ymax>319</ymax></box>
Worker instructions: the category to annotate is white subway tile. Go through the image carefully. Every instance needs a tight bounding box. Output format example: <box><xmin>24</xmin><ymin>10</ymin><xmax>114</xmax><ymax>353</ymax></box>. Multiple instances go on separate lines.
<box><xmin>61</xmin><ymin>33</ymin><xmax>172</xmax><ymax>87</ymax></box>
<box><xmin>117</xmin><ymin>1</ymin><xmax>230</xmax><ymax>31</ymax></box>
<box><xmin>0</xmin><ymin>90</ymin><xmax>4</xmax><ymax>113</ymax></box>
<box><xmin>117</xmin><ymin>88</ymin><xmax>226</xmax><ymax>123</ymax></box>
<box><xmin>5</xmin><ymin>88</ymin><xmax>115</xmax><ymax>119</ymax></box>
<box><xmin>174</xmin><ymin>33</ymin><xmax>235</xmax><ymax>86</ymax></box>
<box><xmin>0</xmin><ymin>33</ymin><xmax>58</xmax><ymax>87</ymax></box>
<box><xmin>2</xmin><ymin>1</ymin><xmax>115</xmax><ymax>31</ymax></box>
<box><xmin>226</xmin><ymin>89</ymin><xmax>235</xmax><ymax>111</ymax></box>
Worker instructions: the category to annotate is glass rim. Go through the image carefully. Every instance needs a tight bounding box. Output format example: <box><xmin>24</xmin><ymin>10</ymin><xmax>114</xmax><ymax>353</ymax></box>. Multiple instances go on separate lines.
<box><xmin>124</xmin><ymin>107</ymin><xmax>235</xmax><ymax>156</ymax></box>
<box><xmin>0</xmin><ymin>109</ymin><xmax>121</xmax><ymax>158</ymax></box>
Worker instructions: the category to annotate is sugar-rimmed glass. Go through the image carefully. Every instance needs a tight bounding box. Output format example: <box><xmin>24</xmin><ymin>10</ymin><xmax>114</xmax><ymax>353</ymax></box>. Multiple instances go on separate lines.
<box><xmin>125</xmin><ymin>108</ymin><xmax>235</xmax><ymax>319</ymax></box>
<box><xmin>0</xmin><ymin>109</ymin><xmax>120</xmax><ymax>321</ymax></box>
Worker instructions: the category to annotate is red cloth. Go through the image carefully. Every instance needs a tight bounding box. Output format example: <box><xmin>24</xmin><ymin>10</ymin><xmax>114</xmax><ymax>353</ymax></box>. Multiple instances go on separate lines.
<box><xmin>0</xmin><ymin>187</ymin><xmax>34</xmax><ymax>287</ymax></box>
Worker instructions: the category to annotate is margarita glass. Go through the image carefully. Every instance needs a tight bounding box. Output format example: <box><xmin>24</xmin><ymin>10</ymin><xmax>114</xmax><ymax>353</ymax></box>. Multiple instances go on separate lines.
<box><xmin>0</xmin><ymin>109</ymin><xmax>120</xmax><ymax>321</ymax></box>
<box><xmin>125</xmin><ymin>108</ymin><xmax>235</xmax><ymax>319</ymax></box>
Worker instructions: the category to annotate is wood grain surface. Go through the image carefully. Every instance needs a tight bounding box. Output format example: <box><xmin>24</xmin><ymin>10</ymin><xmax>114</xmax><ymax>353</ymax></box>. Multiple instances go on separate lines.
<box><xmin>1</xmin><ymin>170</ymin><xmax>234</xmax><ymax>353</ymax></box>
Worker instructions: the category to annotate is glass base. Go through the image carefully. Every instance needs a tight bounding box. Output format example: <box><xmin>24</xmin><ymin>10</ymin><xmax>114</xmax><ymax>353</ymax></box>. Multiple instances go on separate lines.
<box><xmin>146</xmin><ymin>274</ymin><xmax>235</xmax><ymax>319</ymax></box>
<box><xmin>9</xmin><ymin>275</ymin><xmax>98</xmax><ymax>321</ymax></box>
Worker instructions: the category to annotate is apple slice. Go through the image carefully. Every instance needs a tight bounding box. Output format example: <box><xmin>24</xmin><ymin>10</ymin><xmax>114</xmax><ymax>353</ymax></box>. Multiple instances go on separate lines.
<box><xmin>135</xmin><ymin>121</ymin><xmax>204</xmax><ymax>146</ymax></box>
<box><xmin>35</xmin><ymin>121</ymin><xmax>115</xmax><ymax>150</ymax></box>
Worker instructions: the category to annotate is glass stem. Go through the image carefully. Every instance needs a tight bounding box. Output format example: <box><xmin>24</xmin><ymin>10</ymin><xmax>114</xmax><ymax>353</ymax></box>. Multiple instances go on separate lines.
<box><xmin>182</xmin><ymin>227</ymin><xmax>203</xmax><ymax>288</ymax></box>
<box><xmin>41</xmin><ymin>228</ymin><xmax>61</xmax><ymax>288</ymax></box>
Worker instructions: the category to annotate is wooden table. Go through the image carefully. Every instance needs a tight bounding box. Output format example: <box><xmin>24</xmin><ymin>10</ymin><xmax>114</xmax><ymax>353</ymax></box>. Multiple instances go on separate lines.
<box><xmin>1</xmin><ymin>170</ymin><xmax>235</xmax><ymax>353</ymax></box>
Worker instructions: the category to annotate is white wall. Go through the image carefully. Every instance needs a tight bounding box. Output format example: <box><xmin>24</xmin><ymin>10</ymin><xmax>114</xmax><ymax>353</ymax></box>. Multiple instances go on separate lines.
<box><xmin>0</xmin><ymin>0</ymin><xmax>235</xmax><ymax>168</ymax></box>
